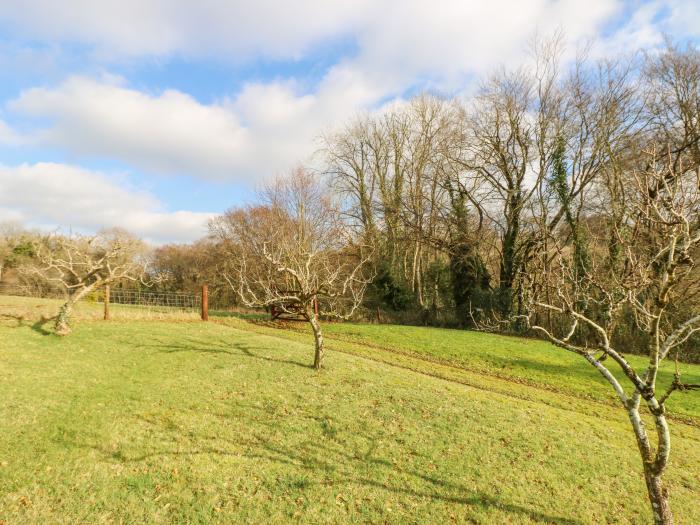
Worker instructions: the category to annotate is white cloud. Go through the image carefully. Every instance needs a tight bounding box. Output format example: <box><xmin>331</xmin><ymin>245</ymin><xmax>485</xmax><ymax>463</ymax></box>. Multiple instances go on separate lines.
<box><xmin>586</xmin><ymin>1</ymin><xmax>666</xmax><ymax>60</ymax></box>
<box><xmin>0</xmin><ymin>1</ymin><xmax>629</xmax><ymax>77</ymax></box>
<box><xmin>8</xmin><ymin>72</ymin><xmax>382</xmax><ymax>182</ymax></box>
<box><xmin>665</xmin><ymin>0</ymin><xmax>700</xmax><ymax>37</ymax></box>
<box><xmin>0</xmin><ymin>0</ymin><xmax>696</xmax><ymax>243</ymax></box>
<box><xmin>0</xmin><ymin>162</ymin><xmax>214</xmax><ymax>244</ymax></box>
<box><xmin>10</xmin><ymin>77</ymin><xmax>250</xmax><ymax>179</ymax></box>
<box><xmin>0</xmin><ymin>1</ymin><xmax>370</xmax><ymax>59</ymax></box>
<box><xmin>352</xmin><ymin>0</ymin><xmax>618</xmax><ymax>89</ymax></box>
<box><xmin>1</xmin><ymin>1</ymin><xmax>696</xmax><ymax>84</ymax></box>
<box><xmin>0</xmin><ymin>119</ymin><xmax>25</xmax><ymax>146</ymax></box>
<box><xmin>2</xmin><ymin>0</ymin><xmax>698</xmax><ymax>198</ymax></box>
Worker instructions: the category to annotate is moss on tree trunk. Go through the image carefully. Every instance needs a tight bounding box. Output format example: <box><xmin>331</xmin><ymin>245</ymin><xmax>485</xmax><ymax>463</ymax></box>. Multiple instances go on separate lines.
<box><xmin>309</xmin><ymin>314</ymin><xmax>324</xmax><ymax>370</ymax></box>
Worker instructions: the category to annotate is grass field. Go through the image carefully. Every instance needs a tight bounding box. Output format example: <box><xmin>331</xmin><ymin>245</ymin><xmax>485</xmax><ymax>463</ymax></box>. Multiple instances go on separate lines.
<box><xmin>1</xmin><ymin>295</ymin><xmax>699</xmax><ymax>524</ymax></box>
<box><xmin>253</xmin><ymin>320</ymin><xmax>700</xmax><ymax>423</ymax></box>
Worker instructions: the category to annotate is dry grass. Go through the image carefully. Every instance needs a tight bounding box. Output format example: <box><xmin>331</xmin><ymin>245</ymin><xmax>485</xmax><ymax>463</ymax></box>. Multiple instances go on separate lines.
<box><xmin>0</xmin><ymin>294</ymin><xmax>201</xmax><ymax>325</ymax></box>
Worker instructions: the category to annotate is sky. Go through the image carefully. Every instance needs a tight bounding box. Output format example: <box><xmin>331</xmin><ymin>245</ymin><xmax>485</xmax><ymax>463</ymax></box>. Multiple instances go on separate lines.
<box><xmin>0</xmin><ymin>1</ymin><xmax>698</xmax><ymax>244</ymax></box>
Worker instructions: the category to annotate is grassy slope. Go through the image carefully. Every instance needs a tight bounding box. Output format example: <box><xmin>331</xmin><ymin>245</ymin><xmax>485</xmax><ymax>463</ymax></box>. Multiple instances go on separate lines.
<box><xmin>0</xmin><ymin>296</ymin><xmax>699</xmax><ymax>524</ymax></box>
<box><xmin>241</xmin><ymin>319</ymin><xmax>700</xmax><ymax>423</ymax></box>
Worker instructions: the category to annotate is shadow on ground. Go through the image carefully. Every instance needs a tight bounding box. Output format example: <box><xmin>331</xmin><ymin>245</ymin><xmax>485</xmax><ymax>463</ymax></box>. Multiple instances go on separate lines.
<box><xmin>67</xmin><ymin>387</ymin><xmax>583</xmax><ymax>525</ymax></box>
<box><xmin>145</xmin><ymin>336</ymin><xmax>313</xmax><ymax>369</ymax></box>
<box><xmin>0</xmin><ymin>313</ymin><xmax>56</xmax><ymax>336</ymax></box>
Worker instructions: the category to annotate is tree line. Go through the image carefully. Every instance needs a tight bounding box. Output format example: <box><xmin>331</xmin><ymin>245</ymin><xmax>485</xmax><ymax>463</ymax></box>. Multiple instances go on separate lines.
<box><xmin>148</xmin><ymin>41</ymin><xmax>699</xmax><ymax>363</ymax></box>
<box><xmin>2</xmin><ymin>42</ymin><xmax>698</xmax><ymax>362</ymax></box>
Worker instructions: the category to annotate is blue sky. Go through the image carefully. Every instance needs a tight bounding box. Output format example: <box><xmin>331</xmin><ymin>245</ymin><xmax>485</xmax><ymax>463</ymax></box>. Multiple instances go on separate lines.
<box><xmin>0</xmin><ymin>0</ymin><xmax>698</xmax><ymax>244</ymax></box>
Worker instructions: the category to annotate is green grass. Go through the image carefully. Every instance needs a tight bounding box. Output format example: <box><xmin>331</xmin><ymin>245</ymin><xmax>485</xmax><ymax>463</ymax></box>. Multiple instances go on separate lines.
<box><xmin>1</xmin><ymin>295</ymin><xmax>700</xmax><ymax>524</ymax></box>
<box><xmin>249</xmin><ymin>320</ymin><xmax>700</xmax><ymax>423</ymax></box>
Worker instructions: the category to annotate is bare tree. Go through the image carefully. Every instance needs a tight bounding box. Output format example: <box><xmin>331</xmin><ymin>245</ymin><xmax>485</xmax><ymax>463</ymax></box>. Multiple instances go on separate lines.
<box><xmin>523</xmin><ymin>150</ymin><xmax>700</xmax><ymax>525</ymax></box>
<box><xmin>325</xmin><ymin>96</ymin><xmax>463</xmax><ymax>314</ymax></box>
<box><xmin>453</xmin><ymin>38</ymin><xmax>642</xmax><ymax>322</ymax></box>
<box><xmin>644</xmin><ymin>42</ymin><xmax>700</xmax><ymax>175</ymax></box>
<box><xmin>324</xmin><ymin>115</ymin><xmax>381</xmax><ymax>242</ymax></box>
<box><xmin>212</xmin><ymin>168</ymin><xmax>373</xmax><ymax>370</ymax></box>
<box><xmin>26</xmin><ymin>229</ymin><xmax>152</xmax><ymax>335</ymax></box>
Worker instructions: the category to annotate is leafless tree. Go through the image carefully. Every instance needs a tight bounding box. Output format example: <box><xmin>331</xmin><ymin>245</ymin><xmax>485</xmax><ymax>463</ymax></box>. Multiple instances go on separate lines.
<box><xmin>212</xmin><ymin>168</ymin><xmax>374</xmax><ymax>369</ymax></box>
<box><xmin>25</xmin><ymin>229</ymin><xmax>152</xmax><ymax>335</ymax></box>
<box><xmin>644</xmin><ymin>42</ymin><xmax>700</xmax><ymax>175</ymax></box>
<box><xmin>325</xmin><ymin>96</ymin><xmax>463</xmax><ymax>313</ymax></box>
<box><xmin>523</xmin><ymin>150</ymin><xmax>700</xmax><ymax>524</ymax></box>
<box><xmin>455</xmin><ymin>37</ymin><xmax>642</xmax><ymax>320</ymax></box>
<box><xmin>324</xmin><ymin>115</ymin><xmax>381</xmax><ymax>242</ymax></box>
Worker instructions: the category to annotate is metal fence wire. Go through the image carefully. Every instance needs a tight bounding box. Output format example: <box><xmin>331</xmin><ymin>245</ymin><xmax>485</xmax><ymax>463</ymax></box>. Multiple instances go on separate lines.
<box><xmin>102</xmin><ymin>288</ymin><xmax>201</xmax><ymax>312</ymax></box>
<box><xmin>0</xmin><ymin>283</ymin><xmax>64</xmax><ymax>299</ymax></box>
<box><xmin>0</xmin><ymin>283</ymin><xmax>202</xmax><ymax>313</ymax></box>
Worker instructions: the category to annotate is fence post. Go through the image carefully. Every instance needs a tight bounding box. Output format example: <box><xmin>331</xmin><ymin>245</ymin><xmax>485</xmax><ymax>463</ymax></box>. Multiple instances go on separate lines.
<box><xmin>104</xmin><ymin>285</ymin><xmax>110</xmax><ymax>320</ymax></box>
<box><xmin>201</xmin><ymin>284</ymin><xmax>209</xmax><ymax>321</ymax></box>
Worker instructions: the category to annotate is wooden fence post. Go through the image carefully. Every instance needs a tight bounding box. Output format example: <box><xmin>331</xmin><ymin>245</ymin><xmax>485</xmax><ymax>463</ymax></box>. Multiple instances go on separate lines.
<box><xmin>201</xmin><ymin>284</ymin><xmax>209</xmax><ymax>321</ymax></box>
<box><xmin>104</xmin><ymin>285</ymin><xmax>110</xmax><ymax>320</ymax></box>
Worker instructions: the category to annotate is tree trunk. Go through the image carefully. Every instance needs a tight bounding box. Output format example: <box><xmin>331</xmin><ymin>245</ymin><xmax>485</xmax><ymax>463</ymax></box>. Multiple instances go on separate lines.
<box><xmin>628</xmin><ymin>405</ymin><xmax>674</xmax><ymax>525</ymax></box>
<box><xmin>55</xmin><ymin>298</ymin><xmax>76</xmax><ymax>335</ymax></box>
<box><xmin>499</xmin><ymin>226</ymin><xmax>518</xmax><ymax>316</ymax></box>
<box><xmin>309</xmin><ymin>313</ymin><xmax>324</xmax><ymax>370</ymax></box>
<box><xmin>54</xmin><ymin>285</ymin><xmax>95</xmax><ymax>336</ymax></box>
<box><xmin>643</xmin><ymin>466</ymin><xmax>673</xmax><ymax>525</ymax></box>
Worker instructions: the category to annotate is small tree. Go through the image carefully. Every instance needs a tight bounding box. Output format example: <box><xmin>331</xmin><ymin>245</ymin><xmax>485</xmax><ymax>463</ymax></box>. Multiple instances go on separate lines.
<box><xmin>0</xmin><ymin>222</ymin><xmax>27</xmax><ymax>283</ymax></box>
<box><xmin>26</xmin><ymin>229</ymin><xmax>151</xmax><ymax>335</ymax></box>
<box><xmin>212</xmin><ymin>168</ymin><xmax>373</xmax><ymax>369</ymax></box>
<box><xmin>524</xmin><ymin>151</ymin><xmax>700</xmax><ymax>525</ymax></box>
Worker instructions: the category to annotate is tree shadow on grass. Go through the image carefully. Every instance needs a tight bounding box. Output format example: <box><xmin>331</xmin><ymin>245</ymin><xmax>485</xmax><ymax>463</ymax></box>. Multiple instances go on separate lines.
<box><xmin>502</xmin><ymin>356</ymin><xmax>601</xmax><ymax>378</ymax></box>
<box><xmin>254</xmin><ymin>437</ymin><xmax>584</xmax><ymax>525</ymax></box>
<box><xmin>0</xmin><ymin>313</ymin><xmax>55</xmax><ymax>336</ymax></box>
<box><xmin>145</xmin><ymin>336</ymin><xmax>313</xmax><ymax>369</ymax></box>
<box><xmin>78</xmin><ymin>409</ymin><xmax>583</xmax><ymax>525</ymax></box>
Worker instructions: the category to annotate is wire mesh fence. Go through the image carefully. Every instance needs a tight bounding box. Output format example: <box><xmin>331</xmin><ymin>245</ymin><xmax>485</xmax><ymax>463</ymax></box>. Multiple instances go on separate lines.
<box><xmin>0</xmin><ymin>283</ymin><xmax>69</xmax><ymax>300</ymax></box>
<box><xmin>0</xmin><ymin>283</ymin><xmax>205</xmax><ymax>321</ymax></box>
<box><xmin>2</xmin><ymin>282</ymin><xmax>290</xmax><ymax>322</ymax></box>
<box><xmin>100</xmin><ymin>288</ymin><xmax>201</xmax><ymax>313</ymax></box>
